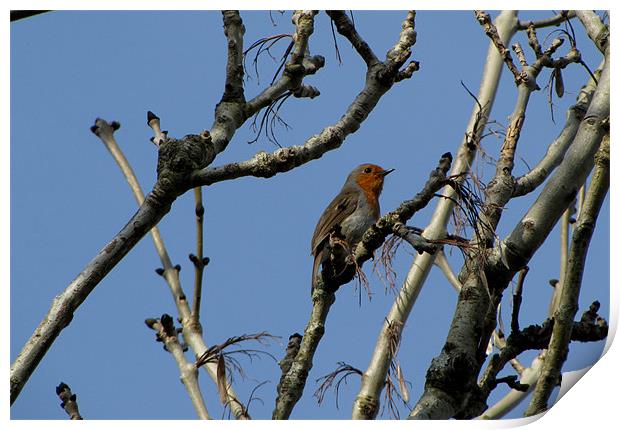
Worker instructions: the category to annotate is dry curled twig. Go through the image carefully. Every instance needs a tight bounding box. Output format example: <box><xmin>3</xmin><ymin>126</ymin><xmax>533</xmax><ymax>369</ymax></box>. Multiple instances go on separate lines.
<box><xmin>314</xmin><ymin>362</ymin><xmax>363</xmax><ymax>408</ymax></box>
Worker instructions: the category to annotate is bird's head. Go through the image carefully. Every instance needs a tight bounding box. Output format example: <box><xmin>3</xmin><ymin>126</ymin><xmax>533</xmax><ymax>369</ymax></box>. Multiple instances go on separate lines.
<box><xmin>348</xmin><ymin>163</ymin><xmax>394</xmax><ymax>199</ymax></box>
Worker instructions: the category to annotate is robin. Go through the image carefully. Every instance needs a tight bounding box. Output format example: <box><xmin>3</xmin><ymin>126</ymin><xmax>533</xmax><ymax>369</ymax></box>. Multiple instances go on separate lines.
<box><xmin>311</xmin><ymin>164</ymin><xmax>394</xmax><ymax>290</ymax></box>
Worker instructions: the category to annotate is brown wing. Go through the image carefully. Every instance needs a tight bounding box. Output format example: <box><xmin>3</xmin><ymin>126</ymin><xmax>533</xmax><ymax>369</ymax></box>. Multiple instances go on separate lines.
<box><xmin>311</xmin><ymin>188</ymin><xmax>359</xmax><ymax>256</ymax></box>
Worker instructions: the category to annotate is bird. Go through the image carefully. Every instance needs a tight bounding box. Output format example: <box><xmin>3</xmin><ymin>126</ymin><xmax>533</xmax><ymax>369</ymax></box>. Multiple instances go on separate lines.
<box><xmin>311</xmin><ymin>163</ymin><xmax>394</xmax><ymax>290</ymax></box>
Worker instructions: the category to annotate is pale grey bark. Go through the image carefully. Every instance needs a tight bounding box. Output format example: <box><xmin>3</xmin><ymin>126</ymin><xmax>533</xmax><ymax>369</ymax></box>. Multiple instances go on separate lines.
<box><xmin>513</xmin><ymin>68</ymin><xmax>600</xmax><ymax>197</ymax></box>
<box><xmin>525</xmin><ymin>132</ymin><xmax>609</xmax><ymax>415</ymax></box>
<box><xmin>498</xmin><ymin>55</ymin><xmax>608</xmax><ymax>272</ymax></box>
<box><xmin>352</xmin><ymin>10</ymin><xmax>520</xmax><ymax>420</ymax></box>
<box><xmin>407</xmin><ymin>13</ymin><xmax>609</xmax><ymax>421</ymax></box>
<box><xmin>147</xmin><ymin>317</ymin><xmax>211</xmax><ymax>419</ymax></box>
<box><xmin>10</xmin><ymin>11</ymin><xmax>323</xmax><ymax>413</ymax></box>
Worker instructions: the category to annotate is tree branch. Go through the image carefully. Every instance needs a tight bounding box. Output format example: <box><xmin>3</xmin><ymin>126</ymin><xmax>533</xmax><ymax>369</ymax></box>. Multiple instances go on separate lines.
<box><xmin>189</xmin><ymin>187</ymin><xmax>208</xmax><ymax>327</ymax></box>
<box><xmin>10</xmin><ymin>10</ymin><xmax>325</xmax><ymax>409</ymax></box>
<box><xmin>408</xmin><ymin>18</ymin><xmax>609</xmax><ymax>421</ymax></box>
<box><xmin>272</xmin><ymin>289</ymin><xmax>336</xmax><ymax>419</ymax></box>
<box><xmin>221</xmin><ymin>11</ymin><xmax>246</xmax><ymax>103</ymax></box>
<box><xmin>326</xmin><ymin>10</ymin><xmax>380</xmax><ymax>67</ymax></box>
<box><xmin>517</xmin><ymin>11</ymin><xmax>575</xmax><ymax>30</ymax></box>
<box><xmin>272</xmin><ymin>151</ymin><xmax>450</xmax><ymax>419</ymax></box>
<box><xmin>513</xmin><ymin>67</ymin><xmax>600</xmax><ymax>196</ymax></box>
<box><xmin>191</xmin><ymin>12</ymin><xmax>418</xmax><ymax>188</ymax></box>
<box><xmin>475</xmin><ymin>10</ymin><xmax>525</xmax><ymax>85</ymax></box>
<box><xmin>353</xmin><ymin>11</ymin><xmax>521</xmax><ymax>420</ymax></box>
<box><xmin>493</xmin><ymin>49</ymin><xmax>608</xmax><ymax>278</ymax></box>
<box><xmin>525</xmin><ymin>131</ymin><xmax>609</xmax><ymax>416</ymax></box>
<box><xmin>211</xmin><ymin>11</ymin><xmax>324</xmax><ymax>156</ymax></box>
<box><xmin>478</xmin><ymin>302</ymin><xmax>608</xmax><ymax>411</ymax></box>
<box><xmin>146</xmin><ymin>315</ymin><xmax>211</xmax><ymax>419</ymax></box>
<box><xmin>575</xmin><ymin>10</ymin><xmax>609</xmax><ymax>54</ymax></box>
<box><xmin>477</xmin><ymin>353</ymin><xmax>544</xmax><ymax>419</ymax></box>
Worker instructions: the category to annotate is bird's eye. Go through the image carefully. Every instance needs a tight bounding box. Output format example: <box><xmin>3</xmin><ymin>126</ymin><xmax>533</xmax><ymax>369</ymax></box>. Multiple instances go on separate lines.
<box><xmin>363</xmin><ymin>167</ymin><xmax>372</xmax><ymax>174</ymax></box>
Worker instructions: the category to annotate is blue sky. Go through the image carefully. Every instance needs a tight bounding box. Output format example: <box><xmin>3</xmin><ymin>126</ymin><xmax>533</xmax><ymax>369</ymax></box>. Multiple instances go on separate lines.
<box><xmin>9</xmin><ymin>10</ymin><xmax>610</xmax><ymax>420</ymax></box>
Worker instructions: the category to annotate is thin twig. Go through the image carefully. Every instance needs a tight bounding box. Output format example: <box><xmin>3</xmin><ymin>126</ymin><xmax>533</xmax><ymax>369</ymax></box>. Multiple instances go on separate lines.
<box><xmin>517</xmin><ymin>11</ymin><xmax>575</xmax><ymax>30</ymax></box>
<box><xmin>475</xmin><ymin>10</ymin><xmax>524</xmax><ymax>85</ymax></box>
<box><xmin>145</xmin><ymin>315</ymin><xmax>210</xmax><ymax>419</ymax></box>
<box><xmin>190</xmin><ymin>187</ymin><xmax>207</xmax><ymax>326</ymax></box>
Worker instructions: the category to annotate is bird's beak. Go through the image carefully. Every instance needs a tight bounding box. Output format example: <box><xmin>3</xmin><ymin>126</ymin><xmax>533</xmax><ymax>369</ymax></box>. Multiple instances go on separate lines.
<box><xmin>380</xmin><ymin>168</ymin><xmax>395</xmax><ymax>177</ymax></box>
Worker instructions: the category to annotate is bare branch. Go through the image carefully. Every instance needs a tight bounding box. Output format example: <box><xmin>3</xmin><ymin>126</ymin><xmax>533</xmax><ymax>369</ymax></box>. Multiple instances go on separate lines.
<box><xmin>191</xmin><ymin>12</ymin><xmax>420</xmax><ymax>188</ymax></box>
<box><xmin>272</xmin><ymin>153</ymin><xmax>448</xmax><ymax>419</ymax></box>
<box><xmin>211</xmin><ymin>11</ymin><xmax>324</xmax><ymax>155</ymax></box>
<box><xmin>326</xmin><ymin>11</ymin><xmax>379</xmax><ymax>66</ymax></box>
<box><xmin>512</xmin><ymin>42</ymin><xmax>528</xmax><ymax>67</ymax></box>
<box><xmin>517</xmin><ymin>11</ymin><xmax>575</xmax><ymax>30</ymax></box>
<box><xmin>513</xmin><ymin>66</ymin><xmax>600</xmax><ymax>196</ymax></box>
<box><xmin>434</xmin><ymin>248</ymin><xmax>462</xmax><ymax>292</ymax></box>
<box><xmin>145</xmin><ymin>315</ymin><xmax>210</xmax><ymax>419</ymax></box>
<box><xmin>272</xmin><ymin>288</ymin><xmax>336</xmax><ymax>419</ymax></box>
<box><xmin>575</xmin><ymin>10</ymin><xmax>609</xmax><ymax>54</ymax></box>
<box><xmin>147</xmin><ymin>111</ymin><xmax>168</xmax><ymax>146</ymax></box>
<box><xmin>493</xmin><ymin>51</ymin><xmax>608</xmax><ymax>277</ymax></box>
<box><xmin>478</xmin><ymin>301</ymin><xmax>608</xmax><ymax>415</ymax></box>
<box><xmin>9</xmin><ymin>117</ymin><xmax>254</xmax><ymax>418</ymax></box>
<box><xmin>526</xmin><ymin>24</ymin><xmax>543</xmax><ymax>57</ymax></box>
<box><xmin>354</xmin><ymin>11</ymin><xmax>521</xmax><ymax>420</ymax></box>
<box><xmin>475</xmin><ymin>10</ymin><xmax>525</xmax><ymax>85</ymax></box>
<box><xmin>9</xmin><ymin>10</ymin><xmax>418</xmax><ymax>407</ymax></box>
<box><xmin>525</xmin><ymin>131</ymin><xmax>609</xmax><ymax>416</ymax></box>
<box><xmin>510</xmin><ymin>267</ymin><xmax>529</xmax><ymax>334</ymax></box>
<box><xmin>314</xmin><ymin>362</ymin><xmax>362</xmax><ymax>408</ymax></box>
<box><xmin>409</xmin><ymin>52</ymin><xmax>609</xmax><ymax>420</ymax></box>
<box><xmin>379</xmin><ymin>11</ymin><xmax>418</xmax><ymax>84</ymax></box>
<box><xmin>189</xmin><ymin>187</ymin><xmax>208</xmax><ymax>326</ymax></box>
<box><xmin>477</xmin><ymin>352</ymin><xmax>543</xmax><ymax>419</ymax></box>
<box><xmin>221</xmin><ymin>11</ymin><xmax>246</xmax><ymax>103</ymax></box>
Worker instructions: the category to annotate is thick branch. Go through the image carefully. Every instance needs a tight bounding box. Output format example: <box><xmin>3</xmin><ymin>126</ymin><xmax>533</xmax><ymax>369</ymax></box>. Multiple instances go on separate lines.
<box><xmin>575</xmin><ymin>10</ymin><xmax>609</xmax><ymax>54</ymax></box>
<box><xmin>272</xmin><ymin>289</ymin><xmax>335</xmax><ymax>419</ymax></box>
<box><xmin>495</xmin><ymin>52</ymin><xmax>608</xmax><ymax>275</ymax></box>
<box><xmin>276</xmin><ymin>333</ymin><xmax>303</xmax><ymax>393</ymax></box>
<box><xmin>211</xmin><ymin>11</ymin><xmax>323</xmax><ymax>156</ymax></box>
<box><xmin>409</xmin><ymin>18</ymin><xmax>609</xmax><ymax>421</ymax></box>
<box><xmin>525</xmin><ymin>132</ymin><xmax>609</xmax><ymax>416</ymax></box>
<box><xmin>354</xmin><ymin>11</ymin><xmax>520</xmax><ymax>420</ymax></box>
<box><xmin>221</xmin><ymin>11</ymin><xmax>246</xmax><ymax>103</ymax></box>
<box><xmin>11</xmin><ymin>186</ymin><xmax>176</xmax><ymax>405</ymax></box>
<box><xmin>513</xmin><ymin>68</ymin><xmax>600</xmax><ymax>196</ymax></box>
